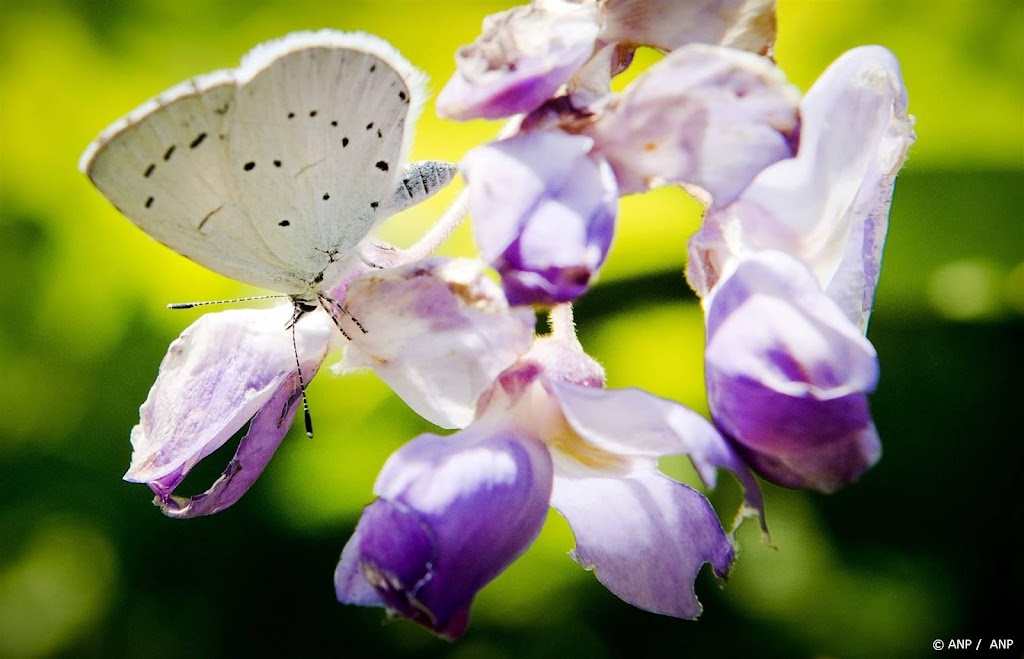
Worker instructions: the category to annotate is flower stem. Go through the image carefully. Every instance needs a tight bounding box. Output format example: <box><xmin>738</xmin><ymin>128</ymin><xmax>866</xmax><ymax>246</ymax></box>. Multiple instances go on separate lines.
<box><xmin>548</xmin><ymin>303</ymin><xmax>579</xmax><ymax>343</ymax></box>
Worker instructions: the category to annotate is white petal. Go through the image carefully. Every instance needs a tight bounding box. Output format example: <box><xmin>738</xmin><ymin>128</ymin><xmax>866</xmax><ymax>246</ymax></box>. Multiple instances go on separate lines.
<box><xmin>338</xmin><ymin>258</ymin><xmax>536</xmax><ymax>428</ymax></box>
<box><xmin>125</xmin><ymin>305</ymin><xmax>332</xmax><ymax>485</ymax></box>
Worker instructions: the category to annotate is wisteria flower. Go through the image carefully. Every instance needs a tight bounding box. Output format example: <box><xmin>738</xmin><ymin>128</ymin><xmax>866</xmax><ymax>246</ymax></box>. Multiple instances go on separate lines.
<box><xmin>703</xmin><ymin>252</ymin><xmax>882</xmax><ymax>492</ymax></box>
<box><xmin>445</xmin><ymin>1</ymin><xmax>799</xmax><ymax>305</ymax></box>
<box><xmin>124</xmin><ymin>303</ymin><xmax>338</xmax><ymax>518</ymax></box>
<box><xmin>687</xmin><ymin>46</ymin><xmax>916</xmax><ymax>329</ymax></box>
<box><xmin>336</xmin><ymin>306</ymin><xmax>762</xmax><ymax>638</ymax></box>
<box><xmin>686</xmin><ymin>46</ymin><xmax>915</xmax><ymax>491</ymax></box>
<box><xmin>436</xmin><ymin>0</ymin><xmax>601</xmax><ymax>120</ymax></box>
<box><xmin>460</xmin><ymin>131</ymin><xmax>619</xmax><ymax>305</ymax></box>
<box><xmin>437</xmin><ymin>0</ymin><xmax>779</xmax><ymax>121</ymax></box>
<box><xmin>581</xmin><ymin>43</ymin><xmax>800</xmax><ymax>201</ymax></box>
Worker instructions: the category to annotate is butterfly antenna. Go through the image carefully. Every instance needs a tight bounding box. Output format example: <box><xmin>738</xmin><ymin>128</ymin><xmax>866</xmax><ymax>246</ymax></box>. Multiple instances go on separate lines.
<box><xmin>168</xmin><ymin>294</ymin><xmax>288</xmax><ymax>309</ymax></box>
<box><xmin>289</xmin><ymin>321</ymin><xmax>314</xmax><ymax>439</ymax></box>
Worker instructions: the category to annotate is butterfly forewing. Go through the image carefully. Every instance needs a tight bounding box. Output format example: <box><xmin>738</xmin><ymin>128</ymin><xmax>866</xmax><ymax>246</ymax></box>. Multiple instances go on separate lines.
<box><xmin>228</xmin><ymin>42</ymin><xmax>414</xmax><ymax>288</ymax></box>
<box><xmin>81</xmin><ymin>31</ymin><xmax>425</xmax><ymax>299</ymax></box>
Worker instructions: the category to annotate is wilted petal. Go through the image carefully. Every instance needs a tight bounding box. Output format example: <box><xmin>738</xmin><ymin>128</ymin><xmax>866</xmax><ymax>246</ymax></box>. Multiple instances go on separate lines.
<box><xmin>687</xmin><ymin>46</ymin><xmax>914</xmax><ymax>329</ymax></box>
<box><xmin>551</xmin><ymin>466</ymin><xmax>733</xmax><ymax>619</ymax></box>
<box><xmin>125</xmin><ymin>306</ymin><xmax>333</xmax><ymax>501</ymax></box>
<box><xmin>336</xmin><ymin>429</ymin><xmax>553</xmax><ymax>638</ymax></box>
<box><xmin>586</xmin><ymin>44</ymin><xmax>799</xmax><ymax>199</ymax></box>
<box><xmin>158</xmin><ymin>373</ymin><xmax>300</xmax><ymax>518</ymax></box>
<box><xmin>599</xmin><ymin>0</ymin><xmax>777</xmax><ymax>55</ymax></box>
<box><xmin>337</xmin><ymin>258</ymin><xmax>536</xmax><ymax>428</ymax></box>
<box><xmin>437</xmin><ymin>2</ymin><xmax>600</xmax><ymax>120</ymax></box>
<box><xmin>462</xmin><ymin>131</ymin><xmax>618</xmax><ymax>305</ymax></box>
<box><xmin>704</xmin><ymin>252</ymin><xmax>881</xmax><ymax>492</ymax></box>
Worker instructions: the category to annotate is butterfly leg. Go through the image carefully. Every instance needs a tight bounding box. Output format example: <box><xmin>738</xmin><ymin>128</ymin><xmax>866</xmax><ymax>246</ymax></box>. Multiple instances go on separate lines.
<box><xmin>318</xmin><ymin>293</ymin><xmax>366</xmax><ymax>340</ymax></box>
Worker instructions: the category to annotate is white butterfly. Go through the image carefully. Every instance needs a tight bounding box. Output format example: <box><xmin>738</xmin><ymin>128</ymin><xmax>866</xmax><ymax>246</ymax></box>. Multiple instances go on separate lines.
<box><xmin>80</xmin><ymin>30</ymin><xmax>456</xmax><ymax>310</ymax></box>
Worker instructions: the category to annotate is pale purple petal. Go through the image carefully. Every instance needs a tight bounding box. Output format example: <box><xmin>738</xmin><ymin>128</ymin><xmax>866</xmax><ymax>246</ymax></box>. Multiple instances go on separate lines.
<box><xmin>518</xmin><ymin>334</ymin><xmax>606</xmax><ymax>390</ymax></box>
<box><xmin>437</xmin><ymin>2</ymin><xmax>599</xmax><ymax>120</ymax></box>
<box><xmin>336</xmin><ymin>428</ymin><xmax>553</xmax><ymax>638</ymax></box>
<box><xmin>124</xmin><ymin>305</ymin><xmax>332</xmax><ymax>502</ymax></box>
<box><xmin>687</xmin><ymin>46</ymin><xmax>915</xmax><ymax>329</ymax></box>
<box><xmin>586</xmin><ymin>44</ymin><xmax>799</xmax><ymax>200</ymax></box>
<box><xmin>705</xmin><ymin>252</ymin><xmax>881</xmax><ymax>492</ymax></box>
<box><xmin>548</xmin><ymin>381</ymin><xmax>764</xmax><ymax>525</ymax></box>
<box><xmin>157</xmin><ymin>373</ymin><xmax>301</xmax><ymax>518</ymax></box>
<box><xmin>599</xmin><ymin>0</ymin><xmax>777</xmax><ymax>55</ymax></box>
<box><xmin>337</xmin><ymin>258</ymin><xmax>536</xmax><ymax>429</ymax></box>
<box><xmin>462</xmin><ymin>131</ymin><xmax>618</xmax><ymax>305</ymax></box>
<box><xmin>551</xmin><ymin>467</ymin><xmax>733</xmax><ymax>619</ymax></box>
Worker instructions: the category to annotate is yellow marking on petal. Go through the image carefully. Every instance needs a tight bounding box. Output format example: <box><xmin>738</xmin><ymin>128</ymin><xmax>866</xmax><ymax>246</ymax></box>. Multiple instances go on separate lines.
<box><xmin>545</xmin><ymin>420</ymin><xmax>628</xmax><ymax>473</ymax></box>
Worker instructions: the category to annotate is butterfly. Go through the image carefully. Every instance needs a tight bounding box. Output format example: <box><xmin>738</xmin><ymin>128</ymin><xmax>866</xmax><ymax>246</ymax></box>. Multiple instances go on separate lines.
<box><xmin>80</xmin><ymin>30</ymin><xmax>456</xmax><ymax>315</ymax></box>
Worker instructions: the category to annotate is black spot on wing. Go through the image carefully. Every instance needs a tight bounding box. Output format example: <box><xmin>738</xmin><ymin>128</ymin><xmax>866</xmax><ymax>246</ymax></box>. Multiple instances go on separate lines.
<box><xmin>309</xmin><ymin>110</ymin><xmax>318</xmax><ymax>117</ymax></box>
<box><xmin>366</xmin><ymin>122</ymin><xmax>374</xmax><ymax>130</ymax></box>
<box><xmin>243</xmin><ymin>161</ymin><xmax>255</xmax><ymax>171</ymax></box>
<box><xmin>370</xmin><ymin>63</ymin><xmax>376</xmax><ymax>73</ymax></box>
<box><xmin>370</xmin><ymin>201</ymin><xmax>379</xmax><ymax>210</ymax></box>
<box><xmin>145</xmin><ymin>196</ymin><xmax>154</xmax><ymax>208</ymax></box>
<box><xmin>163</xmin><ymin>145</ymin><xmax>176</xmax><ymax>161</ymax></box>
<box><xmin>322</xmin><ymin>193</ymin><xmax>330</xmax><ymax>200</ymax></box>
<box><xmin>399</xmin><ymin>90</ymin><xmax>407</xmax><ymax>101</ymax></box>
<box><xmin>330</xmin><ymin>120</ymin><xmax>338</xmax><ymax>127</ymax></box>
<box><xmin>342</xmin><ymin>137</ymin><xmax>349</xmax><ymax>147</ymax></box>
<box><xmin>273</xmin><ymin>159</ymin><xmax>282</xmax><ymax>167</ymax></box>
<box><xmin>287</xmin><ymin>111</ymin><xmax>295</xmax><ymax>119</ymax></box>
<box><xmin>279</xmin><ymin>219</ymin><xmax>290</xmax><ymax>227</ymax></box>
<box><xmin>144</xmin><ymin>163</ymin><xmax>155</xmax><ymax>178</ymax></box>
<box><xmin>377</xmin><ymin>128</ymin><xmax>382</xmax><ymax>139</ymax></box>
<box><xmin>375</xmin><ymin>161</ymin><xmax>389</xmax><ymax>172</ymax></box>
<box><xmin>190</xmin><ymin>132</ymin><xmax>207</xmax><ymax>149</ymax></box>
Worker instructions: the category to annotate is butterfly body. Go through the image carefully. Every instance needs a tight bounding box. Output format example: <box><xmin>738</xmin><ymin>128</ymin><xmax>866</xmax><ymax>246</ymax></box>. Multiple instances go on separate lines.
<box><xmin>81</xmin><ymin>30</ymin><xmax>455</xmax><ymax>305</ymax></box>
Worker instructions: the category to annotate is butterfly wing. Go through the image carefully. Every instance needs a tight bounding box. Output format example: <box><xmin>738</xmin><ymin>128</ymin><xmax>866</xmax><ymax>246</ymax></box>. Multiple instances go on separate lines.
<box><xmin>80</xmin><ymin>31</ymin><xmax>427</xmax><ymax>298</ymax></box>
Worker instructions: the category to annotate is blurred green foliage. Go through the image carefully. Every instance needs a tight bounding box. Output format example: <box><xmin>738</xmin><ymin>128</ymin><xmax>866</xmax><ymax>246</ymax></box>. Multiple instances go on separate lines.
<box><xmin>1</xmin><ymin>1</ymin><xmax>1021</xmax><ymax>657</ymax></box>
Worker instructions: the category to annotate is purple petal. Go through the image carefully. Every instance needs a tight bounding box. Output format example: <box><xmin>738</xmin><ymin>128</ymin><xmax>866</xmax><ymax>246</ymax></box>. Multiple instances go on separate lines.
<box><xmin>124</xmin><ymin>306</ymin><xmax>332</xmax><ymax>503</ymax></box>
<box><xmin>704</xmin><ymin>252</ymin><xmax>881</xmax><ymax>492</ymax></box>
<box><xmin>338</xmin><ymin>258</ymin><xmax>536</xmax><ymax>429</ymax></box>
<box><xmin>462</xmin><ymin>132</ymin><xmax>618</xmax><ymax>305</ymax></box>
<box><xmin>157</xmin><ymin>373</ymin><xmax>301</xmax><ymax>518</ymax></box>
<box><xmin>586</xmin><ymin>44</ymin><xmax>799</xmax><ymax>200</ymax></box>
<box><xmin>599</xmin><ymin>0</ymin><xmax>777</xmax><ymax>55</ymax></box>
<box><xmin>687</xmin><ymin>46</ymin><xmax>915</xmax><ymax>330</ymax></box>
<box><xmin>548</xmin><ymin>381</ymin><xmax>764</xmax><ymax>526</ymax></box>
<box><xmin>336</xmin><ymin>428</ymin><xmax>553</xmax><ymax>638</ymax></box>
<box><xmin>437</xmin><ymin>3</ymin><xmax>599</xmax><ymax>120</ymax></box>
<box><xmin>551</xmin><ymin>467</ymin><xmax>733</xmax><ymax>619</ymax></box>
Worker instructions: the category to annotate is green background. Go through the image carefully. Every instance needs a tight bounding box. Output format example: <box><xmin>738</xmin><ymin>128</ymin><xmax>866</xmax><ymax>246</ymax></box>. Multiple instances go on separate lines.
<box><xmin>1</xmin><ymin>1</ymin><xmax>1021</xmax><ymax>657</ymax></box>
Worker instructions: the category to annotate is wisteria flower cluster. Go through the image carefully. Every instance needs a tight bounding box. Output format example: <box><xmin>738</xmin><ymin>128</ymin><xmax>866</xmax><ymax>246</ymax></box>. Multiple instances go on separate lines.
<box><xmin>117</xmin><ymin>0</ymin><xmax>913</xmax><ymax>640</ymax></box>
